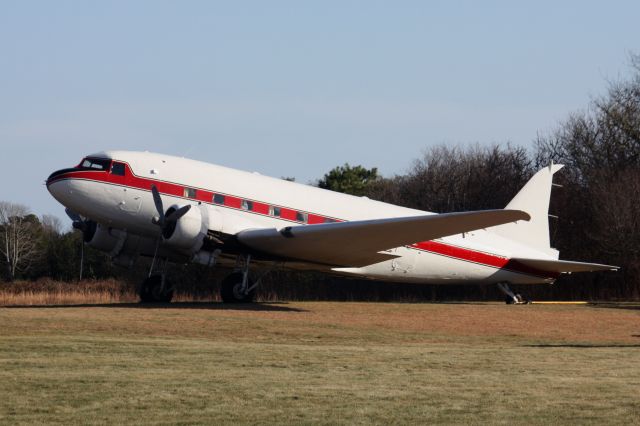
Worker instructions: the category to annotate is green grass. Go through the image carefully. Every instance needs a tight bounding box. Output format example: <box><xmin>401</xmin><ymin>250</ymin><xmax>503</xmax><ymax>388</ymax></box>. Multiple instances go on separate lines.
<box><xmin>1</xmin><ymin>302</ymin><xmax>639</xmax><ymax>425</ymax></box>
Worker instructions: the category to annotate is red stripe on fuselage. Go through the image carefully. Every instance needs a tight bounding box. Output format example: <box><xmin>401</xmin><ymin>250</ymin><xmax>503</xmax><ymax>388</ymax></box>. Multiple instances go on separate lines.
<box><xmin>412</xmin><ymin>241</ymin><xmax>560</xmax><ymax>279</ymax></box>
<box><xmin>48</xmin><ymin>166</ymin><xmax>559</xmax><ymax>280</ymax></box>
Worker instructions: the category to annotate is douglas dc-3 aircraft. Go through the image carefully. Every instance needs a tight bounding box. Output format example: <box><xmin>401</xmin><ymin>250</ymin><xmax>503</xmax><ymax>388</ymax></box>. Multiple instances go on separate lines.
<box><xmin>46</xmin><ymin>151</ymin><xmax>618</xmax><ymax>304</ymax></box>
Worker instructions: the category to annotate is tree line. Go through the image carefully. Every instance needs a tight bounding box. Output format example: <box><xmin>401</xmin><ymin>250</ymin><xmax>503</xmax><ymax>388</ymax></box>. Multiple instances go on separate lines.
<box><xmin>2</xmin><ymin>56</ymin><xmax>639</xmax><ymax>300</ymax></box>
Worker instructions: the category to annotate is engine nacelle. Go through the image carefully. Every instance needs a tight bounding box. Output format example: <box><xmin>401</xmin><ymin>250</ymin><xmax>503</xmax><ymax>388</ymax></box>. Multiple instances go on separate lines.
<box><xmin>86</xmin><ymin>222</ymin><xmax>126</xmax><ymax>255</ymax></box>
<box><xmin>162</xmin><ymin>204</ymin><xmax>207</xmax><ymax>254</ymax></box>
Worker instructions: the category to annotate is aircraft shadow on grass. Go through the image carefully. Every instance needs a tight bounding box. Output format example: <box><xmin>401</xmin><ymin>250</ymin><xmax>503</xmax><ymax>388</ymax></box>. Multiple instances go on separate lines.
<box><xmin>4</xmin><ymin>302</ymin><xmax>307</xmax><ymax>313</ymax></box>
<box><xmin>524</xmin><ymin>343</ymin><xmax>640</xmax><ymax>348</ymax></box>
<box><xmin>586</xmin><ymin>302</ymin><xmax>640</xmax><ymax>311</ymax></box>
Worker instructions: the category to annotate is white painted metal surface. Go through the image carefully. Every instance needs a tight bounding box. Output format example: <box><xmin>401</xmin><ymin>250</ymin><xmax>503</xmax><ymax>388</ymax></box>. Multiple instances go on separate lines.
<box><xmin>46</xmin><ymin>151</ymin><xmax>618</xmax><ymax>288</ymax></box>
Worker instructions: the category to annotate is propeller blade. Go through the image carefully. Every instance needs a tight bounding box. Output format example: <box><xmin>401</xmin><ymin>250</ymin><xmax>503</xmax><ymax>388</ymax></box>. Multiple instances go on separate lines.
<box><xmin>65</xmin><ymin>208</ymin><xmax>82</xmax><ymax>222</ymax></box>
<box><xmin>166</xmin><ymin>205</ymin><xmax>192</xmax><ymax>223</ymax></box>
<box><xmin>150</xmin><ymin>184</ymin><xmax>165</xmax><ymax>226</ymax></box>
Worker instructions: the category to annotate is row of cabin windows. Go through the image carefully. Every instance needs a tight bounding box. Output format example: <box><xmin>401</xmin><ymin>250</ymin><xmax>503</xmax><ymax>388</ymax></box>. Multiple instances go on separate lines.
<box><xmin>209</xmin><ymin>192</ymin><xmax>336</xmax><ymax>224</ymax></box>
<box><xmin>82</xmin><ymin>162</ymin><xmax>330</xmax><ymax>224</ymax></box>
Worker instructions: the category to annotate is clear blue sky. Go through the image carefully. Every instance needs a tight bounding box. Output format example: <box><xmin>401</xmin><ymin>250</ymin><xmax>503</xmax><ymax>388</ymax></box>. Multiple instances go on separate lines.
<box><xmin>1</xmin><ymin>0</ymin><xmax>639</xmax><ymax>222</ymax></box>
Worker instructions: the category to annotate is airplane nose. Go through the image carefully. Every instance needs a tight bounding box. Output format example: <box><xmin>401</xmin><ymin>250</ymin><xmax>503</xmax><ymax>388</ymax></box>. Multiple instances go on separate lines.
<box><xmin>46</xmin><ymin>167</ymin><xmax>76</xmax><ymax>200</ymax></box>
<box><xmin>47</xmin><ymin>168</ymin><xmax>71</xmax><ymax>186</ymax></box>
<box><xmin>46</xmin><ymin>172</ymin><xmax>63</xmax><ymax>200</ymax></box>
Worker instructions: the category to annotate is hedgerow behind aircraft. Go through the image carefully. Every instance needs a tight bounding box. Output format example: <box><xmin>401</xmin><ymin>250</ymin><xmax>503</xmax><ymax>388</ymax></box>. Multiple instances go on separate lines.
<box><xmin>46</xmin><ymin>151</ymin><xmax>617</xmax><ymax>303</ymax></box>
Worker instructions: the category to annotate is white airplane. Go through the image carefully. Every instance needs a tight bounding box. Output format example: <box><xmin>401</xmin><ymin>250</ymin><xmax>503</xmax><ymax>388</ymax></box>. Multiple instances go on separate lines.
<box><xmin>46</xmin><ymin>151</ymin><xmax>617</xmax><ymax>304</ymax></box>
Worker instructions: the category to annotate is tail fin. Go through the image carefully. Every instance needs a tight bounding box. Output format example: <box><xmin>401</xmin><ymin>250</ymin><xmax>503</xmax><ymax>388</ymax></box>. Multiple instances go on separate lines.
<box><xmin>492</xmin><ymin>164</ymin><xmax>564</xmax><ymax>257</ymax></box>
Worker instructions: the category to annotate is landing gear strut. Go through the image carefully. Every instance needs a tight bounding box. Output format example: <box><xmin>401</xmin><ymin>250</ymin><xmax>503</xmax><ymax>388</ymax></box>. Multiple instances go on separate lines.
<box><xmin>497</xmin><ymin>282</ymin><xmax>529</xmax><ymax>305</ymax></box>
<box><xmin>220</xmin><ymin>254</ymin><xmax>263</xmax><ymax>303</ymax></box>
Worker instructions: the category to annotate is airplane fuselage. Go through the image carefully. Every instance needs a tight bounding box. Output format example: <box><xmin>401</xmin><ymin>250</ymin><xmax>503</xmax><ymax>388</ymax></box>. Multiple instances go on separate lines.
<box><xmin>46</xmin><ymin>151</ymin><xmax>559</xmax><ymax>286</ymax></box>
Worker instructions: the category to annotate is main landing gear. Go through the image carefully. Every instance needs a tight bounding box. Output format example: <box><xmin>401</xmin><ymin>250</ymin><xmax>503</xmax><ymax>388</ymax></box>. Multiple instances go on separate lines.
<box><xmin>220</xmin><ymin>272</ymin><xmax>256</xmax><ymax>303</ymax></box>
<box><xmin>136</xmin><ymin>252</ymin><xmax>267</xmax><ymax>304</ymax></box>
<box><xmin>497</xmin><ymin>282</ymin><xmax>529</xmax><ymax>305</ymax></box>
<box><xmin>220</xmin><ymin>254</ymin><xmax>265</xmax><ymax>303</ymax></box>
<box><xmin>139</xmin><ymin>257</ymin><xmax>174</xmax><ymax>303</ymax></box>
<box><xmin>139</xmin><ymin>274</ymin><xmax>174</xmax><ymax>303</ymax></box>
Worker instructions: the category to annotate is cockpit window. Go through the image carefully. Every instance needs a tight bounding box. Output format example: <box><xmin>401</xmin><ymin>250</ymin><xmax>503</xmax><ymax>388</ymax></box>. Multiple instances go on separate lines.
<box><xmin>111</xmin><ymin>162</ymin><xmax>126</xmax><ymax>176</ymax></box>
<box><xmin>79</xmin><ymin>158</ymin><xmax>111</xmax><ymax>171</ymax></box>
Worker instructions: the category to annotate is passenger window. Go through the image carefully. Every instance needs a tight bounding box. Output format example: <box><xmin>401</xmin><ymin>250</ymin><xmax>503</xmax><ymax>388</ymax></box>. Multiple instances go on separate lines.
<box><xmin>184</xmin><ymin>187</ymin><xmax>197</xmax><ymax>198</ymax></box>
<box><xmin>111</xmin><ymin>162</ymin><xmax>125</xmax><ymax>176</ymax></box>
<box><xmin>241</xmin><ymin>200</ymin><xmax>253</xmax><ymax>211</ymax></box>
<box><xmin>296</xmin><ymin>212</ymin><xmax>308</xmax><ymax>223</ymax></box>
<box><xmin>324</xmin><ymin>218</ymin><xmax>337</xmax><ymax>223</ymax></box>
<box><xmin>213</xmin><ymin>194</ymin><xmax>225</xmax><ymax>205</ymax></box>
<box><xmin>269</xmin><ymin>206</ymin><xmax>281</xmax><ymax>217</ymax></box>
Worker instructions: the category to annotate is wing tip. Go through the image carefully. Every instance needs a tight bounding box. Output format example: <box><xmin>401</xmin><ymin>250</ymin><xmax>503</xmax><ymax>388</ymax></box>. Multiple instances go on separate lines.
<box><xmin>505</xmin><ymin>209</ymin><xmax>531</xmax><ymax>222</ymax></box>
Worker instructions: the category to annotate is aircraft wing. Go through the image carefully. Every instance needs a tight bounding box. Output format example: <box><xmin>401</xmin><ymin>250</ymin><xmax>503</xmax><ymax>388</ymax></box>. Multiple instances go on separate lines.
<box><xmin>236</xmin><ymin>209</ymin><xmax>530</xmax><ymax>267</ymax></box>
<box><xmin>509</xmin><ymin>258</ymin><xmax>619</xmax><ymax>273</ymax></box>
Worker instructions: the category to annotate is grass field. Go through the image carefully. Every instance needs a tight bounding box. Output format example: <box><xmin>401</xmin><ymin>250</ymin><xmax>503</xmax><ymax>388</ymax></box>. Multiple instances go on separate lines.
<box><xmin>1</xmin><ymin>301</ymin><xmax>639</xmax><ymax>425</ymax></box>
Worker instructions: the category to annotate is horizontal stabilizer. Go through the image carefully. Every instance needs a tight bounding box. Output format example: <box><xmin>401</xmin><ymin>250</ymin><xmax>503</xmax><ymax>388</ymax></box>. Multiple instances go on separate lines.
<box><xmin>237</xmin><ymin>209</ymin><xmax>529</xmax><ymax>267</ymax></box>
<box><xmin>510</xmin><ymin>257</ymin><xmax>619</xmax><ymax>274</ymax></box>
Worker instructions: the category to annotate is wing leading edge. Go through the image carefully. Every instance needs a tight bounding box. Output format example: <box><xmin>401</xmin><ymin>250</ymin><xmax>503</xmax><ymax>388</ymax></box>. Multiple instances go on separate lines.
<box><xmin>237</xmin><ymin>209</ymin><xmax>530</xmax><ymax>267</ymax></box>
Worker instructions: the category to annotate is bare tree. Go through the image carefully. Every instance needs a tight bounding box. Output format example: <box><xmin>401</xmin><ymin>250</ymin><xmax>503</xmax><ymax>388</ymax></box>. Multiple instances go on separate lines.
<box><xmin>41</xmin><ymin>214</ymin><xmax>63</xmax><ymax>236</ymax></box>
<box><xmin>0</xmin><ymin>201</ymin><xmax>41</xmax><ymax>281</ymax></box>
<box><xmin>368</xmin><ymin>144</ymin><xmax>533</xmax><ymax>213</ymax></box>
<box><xmin>533</xmin><ymin>53</ymin><xmax>640</xmax><ymax>299</ymax></box>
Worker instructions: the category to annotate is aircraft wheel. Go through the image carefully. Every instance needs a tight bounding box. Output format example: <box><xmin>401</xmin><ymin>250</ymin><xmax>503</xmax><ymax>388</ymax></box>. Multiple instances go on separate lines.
<box><xmin>220</xmin><ymin>272</ymin><xmax>256</xmax><ymax>303</ymax></box>
<box><xmin>139</xmin><ymin>275</ymin><xmax>174</xmax><ymax>303</ymax></box>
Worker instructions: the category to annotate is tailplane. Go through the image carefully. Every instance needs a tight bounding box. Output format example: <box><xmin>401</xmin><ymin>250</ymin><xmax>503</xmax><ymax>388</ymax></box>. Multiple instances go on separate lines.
<box><xmin>492</xmin><ymin>164</ymin><xmax>564</xmax><ymax>257</ymax></box>
<box><xmin>510</xmin><ymin>257</ymin><xmax>619</xmax><ymax>274</ymax></box>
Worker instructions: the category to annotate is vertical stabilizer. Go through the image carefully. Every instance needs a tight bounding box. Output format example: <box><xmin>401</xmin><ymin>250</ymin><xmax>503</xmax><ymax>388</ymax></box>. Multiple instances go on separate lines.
<box><xmin>492</xmin><ymin>164</ymin><xmax>564</xmax><ymax>257</ymax></box>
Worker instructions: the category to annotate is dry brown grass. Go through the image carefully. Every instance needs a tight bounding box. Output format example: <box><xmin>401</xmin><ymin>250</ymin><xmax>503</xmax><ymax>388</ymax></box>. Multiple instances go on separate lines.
<box><xmin>1</xmin><ymin>301</ymin><xmax>639</xmax><ymax>424</ymax></box>
<box><xmin>0</xmin><ymin>279</ymin><xmax>137</xmax><ymax>305</ymax></box>
<box><xmin>0</xmin><ymin>290</ymin><xmax>129</xmax><ymax>305</ymax></box>
<box><xmin>1</xmin><ymin>301</ymin><xmax>639</xmax><ymax>346</ymax></box>
<box><xmin>0</xmin><ymin>279</ymin><xmax>219</xmax><ymax>306</ymax></box>
<box><xmin>2</xmin><ymin>279</ymin><xmax>639</xmax><ymax>345</ymax></box>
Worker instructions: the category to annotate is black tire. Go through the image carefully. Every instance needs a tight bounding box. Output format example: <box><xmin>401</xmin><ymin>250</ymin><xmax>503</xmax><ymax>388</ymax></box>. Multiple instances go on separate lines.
<box><xmin>220</xmin><ymin>272</ymin><xmax>256</xmax><ymax>303</ymax></box>
<box><xmin>139</xmin><ymin>275</ymin><xmax>174</xmax><ymax>303</ymax></box>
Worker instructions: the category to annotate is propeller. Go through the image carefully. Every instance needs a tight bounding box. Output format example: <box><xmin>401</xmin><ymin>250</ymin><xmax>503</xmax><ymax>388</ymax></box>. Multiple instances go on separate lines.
<box><xmin>148</xmin><ymin>185</ymin><xmax>192</xmax><ymax>277</ymax></box>
<box><xmin>150</xmin><ymin>184</ymin><xmax>191</xmax><ymax>239</ymax></box>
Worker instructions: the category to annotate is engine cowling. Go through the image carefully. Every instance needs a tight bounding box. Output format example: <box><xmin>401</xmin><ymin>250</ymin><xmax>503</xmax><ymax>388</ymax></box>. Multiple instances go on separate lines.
<box><xmin>86</xmin><ymin>222</ymin><xmax>126</xmax><ymax>254</ymax></box>
<box><xmin>161</xmin><ymin>204</ymin><xmax>207</xmax><ymax>254</ymax></box>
